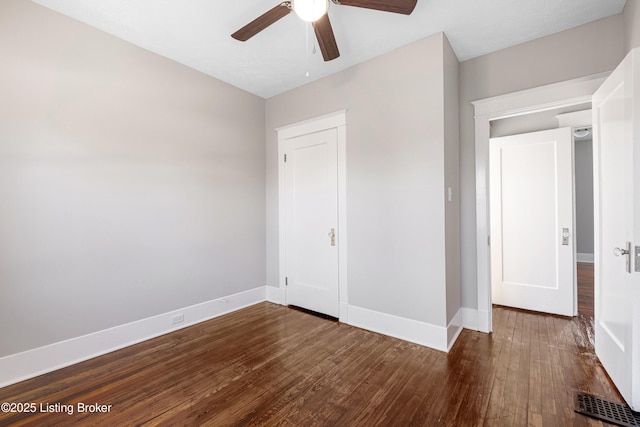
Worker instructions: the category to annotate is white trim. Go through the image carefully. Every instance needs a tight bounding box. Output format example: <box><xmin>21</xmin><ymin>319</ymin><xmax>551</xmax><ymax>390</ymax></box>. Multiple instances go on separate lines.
<box><xmin>339</xmin><ymin>302</ymin><xmax>349</xmax><ymax>321</ymax></box>
<box><xmin>472</xmin><ymin>73</ymin><xmax>609</xmax><ymax>119</ymax></box>
<box><xmin>477</xmin><ymin>309</ymin><xmax>491</xmax><ymax>332</ymax></box>
<box><xmin>266</xmin><ymin>285</ymin><xmax>286</xmax><ymax>304</ymax></box>
<box><xmin>447</xmin><ymin>309</ymin><xmax>464</xmax><ymax>352</ymax></box>
<box><xmin>472</xmin><ymin>73</ymin><xmax>609</xmax><ymax>333</ymax></box>
<box><xmin>556</xmin><ymin>110</ymin><xmax>593</xmax><ymax>128</ymax></box>
<box><xmin>346</xmin><ymin>305</ymin><xmax>450</xmax><ymax>352</ymax></box>
<box><xmin>275</xmin><ymin>109</ymin><xmax>347</xmax><ymax>139</ymax></box>
<box><xmin>277</xmin><ymin>110</ymin><xmax>348</xmax><ymax>322</ymax></box>
<box><xmin>461</xmin><ymin>307</ymin><xmax>479</xmax><ymax>331</ymax></box>
<box><xmin>577</xmin><ymin>253</ymin><xmax>595</xmax><ymax>263</ymax></box>
<box><xmin>0</xmin><ymin>287</ymin><xmax>265</xmax><ymax>388</ymax></box>
<box><xmin>337</xmin><ymin>123</ymin><xmax>348</xmax><ymax>322</ymax></box>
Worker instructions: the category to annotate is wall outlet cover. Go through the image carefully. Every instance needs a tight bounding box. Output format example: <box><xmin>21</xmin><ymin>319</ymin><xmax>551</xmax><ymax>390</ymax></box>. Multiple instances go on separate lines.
<box><xmin>171</xmin><ymin>314</ymin><xmax>184</xmax><ymax>325</ymax></box>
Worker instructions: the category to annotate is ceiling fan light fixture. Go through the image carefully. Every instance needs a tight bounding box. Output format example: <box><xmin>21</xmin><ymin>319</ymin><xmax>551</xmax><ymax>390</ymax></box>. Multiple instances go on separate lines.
<box><xmin>292</xmin><ymin>0</ymin><xmax>329</xmax><ymax>22</ymax></box>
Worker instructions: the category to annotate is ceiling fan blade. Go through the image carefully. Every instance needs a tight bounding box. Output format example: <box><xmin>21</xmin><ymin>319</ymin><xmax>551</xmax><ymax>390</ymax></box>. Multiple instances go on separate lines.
<box><xmin>312</xmin><ymin>14</ymin><xmax>340</xmax><ymax>61</ymax></box>
<box><xmin>333</xmin><ymin>0</ymin><xmax>417</xmax><ymax>15</ymax></box>
<box><xmin>231</xmin><ymin>2</ymin><xmax>292</xmax><ymax>41</ymax></box>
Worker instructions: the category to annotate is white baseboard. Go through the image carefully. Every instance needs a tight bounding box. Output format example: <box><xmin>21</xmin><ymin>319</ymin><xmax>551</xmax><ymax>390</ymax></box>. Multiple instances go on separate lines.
<box><xmin>577</xmin><ymin>253</ymin><xmax>595</xmax><ymax>263</ymax></box>
<box><xmin>461</xmin><ymin>307</ymin><xmax>479</xmax><ymax>331</ymax></box>
<box><xmin>447</xmin><ymin>308</ymin><xmax>464</xmax><ymax>352</ymax></box>
<box><xmin>266</xmin><ymin>285</ymin><xmax>286</xmax><ymax>305</ymax></box>
<box><xmin>346</xmin><ymin>305</ymin><xmax>451</xmax><ymax>352</ymax></box>
<box><xmin>0</xmin><ymin>287</ymin><xmax>266</xmax><ymax>388</ymax></box>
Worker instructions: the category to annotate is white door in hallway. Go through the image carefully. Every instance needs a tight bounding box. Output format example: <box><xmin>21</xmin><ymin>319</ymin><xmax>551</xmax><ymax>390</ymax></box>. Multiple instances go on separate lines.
<box><xmin>490</xmin><ymin>127</ymin><xmax>576</xmax><ymax>316</ymax></box>
<box><xmin>284</xmin><ymin>128</ymin><xmax>339</xmax><ymax>318</ymax></box>
<box><xmin>592</xmin><ymin>48</ymin><xmax>640</xmax><ymax>411</ymax></box>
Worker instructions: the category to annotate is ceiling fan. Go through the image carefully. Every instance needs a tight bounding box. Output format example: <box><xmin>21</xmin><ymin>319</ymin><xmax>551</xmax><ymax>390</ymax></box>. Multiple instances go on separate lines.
<box><xmin>231</xmin><ymin>0</ymin><xmax>418</xmax><ymax>61</ymax></box>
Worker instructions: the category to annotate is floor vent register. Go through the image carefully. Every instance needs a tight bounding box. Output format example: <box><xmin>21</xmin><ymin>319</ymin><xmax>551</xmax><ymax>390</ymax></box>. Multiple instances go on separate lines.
<box><xmin>575</xmin><ymin>393</ymin><xmax>640</xmax><ymax>427</ymax></box>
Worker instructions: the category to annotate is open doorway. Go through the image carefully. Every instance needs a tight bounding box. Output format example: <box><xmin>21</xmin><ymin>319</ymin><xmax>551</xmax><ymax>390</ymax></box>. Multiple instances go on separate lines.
<box><xmin>474</xmin><ymin>53</ymin><xmax>640</xmax><ymax>413</ymax></box>
<box><xmin>572</xmin><ymin>123</ymin><xmax>595</xmax><ymax>317</ymax></box>
<box><xmin>472</xmin><ymin>72</ymin><xmax>609</xmax><ymax>333</ymax></box>
<box><xmin>488</xmin><ymin>105</ymin><xmax>595</xmax><ymax>317</ymax></box>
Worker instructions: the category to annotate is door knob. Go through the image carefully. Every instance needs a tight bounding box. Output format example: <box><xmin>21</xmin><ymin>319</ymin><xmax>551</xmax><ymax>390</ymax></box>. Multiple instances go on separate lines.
<box><xmin>614</xmin><ymin>242</ymin><xmax>632</xmax><ymax>273</ymax></box>
<box><xmin>613</xmin><ymin>247</ymin><xmax>630</xmax><ymax>256</ymax></box>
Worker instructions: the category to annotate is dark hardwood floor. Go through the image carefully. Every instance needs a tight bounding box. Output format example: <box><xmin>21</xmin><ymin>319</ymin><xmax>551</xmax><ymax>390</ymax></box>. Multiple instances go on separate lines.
<box><xmin>577</xmin><ymin>262</ymin><xmax>595</xmax><ymax>317</ymax></box>
<box><xmin>0</xmin><ymin>299</ymin><xmax>621</xmax><ymax>426</ymax></box>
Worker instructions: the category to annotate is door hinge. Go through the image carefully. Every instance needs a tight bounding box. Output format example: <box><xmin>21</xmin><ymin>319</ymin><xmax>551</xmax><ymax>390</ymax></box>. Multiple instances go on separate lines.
<box><xmin>285</xmin><ymin>277</ymin><xmax>288</xmax><ymax>286</ymax></box>
<box><xmin>284</xmin><ymin>154</ymin><xmax>287</xmax><ymax>163</ymax></box>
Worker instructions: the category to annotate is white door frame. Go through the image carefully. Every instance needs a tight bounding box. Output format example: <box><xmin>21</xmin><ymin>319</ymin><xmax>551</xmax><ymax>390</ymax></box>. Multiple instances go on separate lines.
<box><xmin>276</xmin><ymin>110</ymin><xmax>348</xmax><ymax>321</ymax></box>
<box><xmin>472</xmin><ymin>73</ymin><xmax>609</xmax><ymax>333</ymax></box>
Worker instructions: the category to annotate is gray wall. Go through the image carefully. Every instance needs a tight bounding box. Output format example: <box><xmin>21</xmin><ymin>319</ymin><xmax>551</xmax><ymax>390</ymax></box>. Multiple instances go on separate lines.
<box><xmin>443</xmin><ymin>36</ymin><xmax>461</xmax><ymax>324</ymax></box>
<box><xmin>266</xmin><ymin>33</ymin><xmax>459</xmax><ymax>327</ymax></box>
<box><xmin>0</xmin><ymin>0</ymin><xmax>266</xmax><ymax>357</ymax></box>
<box><xmin>459</xmin><ymin>15</ymin><xmax>624</xmax><ymax>309</ymax></box>
<box><xmin>625</xmin><ymin>0</ymin><xmax>640</xmax><ymax>52</ymax></box>
<box><xmin>575</xmin><ymin>139</ymin><xmax>595</xmax><ymax>255</ymax></box>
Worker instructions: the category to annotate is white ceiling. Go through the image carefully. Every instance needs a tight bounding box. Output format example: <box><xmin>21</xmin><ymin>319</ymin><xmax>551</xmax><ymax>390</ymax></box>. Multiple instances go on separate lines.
<box><xmin>32</xmin><ymin>0</ymin><xmax>626</xmax><ymax>98</ymax></box>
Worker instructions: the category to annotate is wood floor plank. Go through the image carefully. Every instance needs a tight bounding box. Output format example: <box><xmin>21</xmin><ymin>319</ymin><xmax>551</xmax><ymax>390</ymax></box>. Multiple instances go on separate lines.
<box><xmin>0</xmin><ymin>300</ymin><xmax>624</xmax><ymax>426</ymax></box>
<box><xmin>577</xmin><ymin>262</ymin><xmax>595</xmax><ymax>316</ymax></box>
<box><xmin>527</xmin><ymin>312</ymin><xmax>543</xmax><ymax>421</ymax></box>
<box><xmin>484</xmin><ymin>307</ymin><xmax>518</xmax><ymax>425</ymax></box>
<box><xmin>536</xmin><ymin>314</ymin><xmax>558</xmax><ymax>426</ymax></box>
<box><xmin>513</xmin><ymin>311</ymin><xmax>532</xmax><ymax>425</ymax></box>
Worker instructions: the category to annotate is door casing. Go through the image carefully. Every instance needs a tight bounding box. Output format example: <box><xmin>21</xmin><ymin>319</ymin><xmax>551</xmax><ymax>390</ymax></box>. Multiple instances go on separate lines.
<box><xmin>276</xmin><ymin>110</ymin><xmax>348</xmax><ymax>321</ymax></box>
<box><xmin>472</xmin><ymin>73</ymin><xmax>609</xmax><ymax>332</ymax></box>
